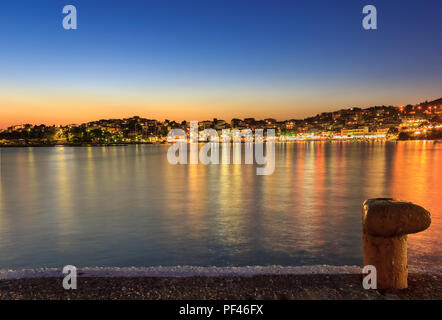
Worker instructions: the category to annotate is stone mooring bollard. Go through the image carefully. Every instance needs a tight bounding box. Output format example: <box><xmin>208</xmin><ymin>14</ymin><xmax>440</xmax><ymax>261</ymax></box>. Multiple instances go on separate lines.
<box><xmin>362</xmin><ymin>198</ymin><xmax>431</xmax><ymax>289</ymax></box>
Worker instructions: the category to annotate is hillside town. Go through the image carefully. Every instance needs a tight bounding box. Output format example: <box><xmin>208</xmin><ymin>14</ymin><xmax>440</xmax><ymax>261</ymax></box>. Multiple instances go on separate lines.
<box><xmin>1</xmin><ymin>98</ymin><xmax>441</xmax><ymax>146</ymax></box>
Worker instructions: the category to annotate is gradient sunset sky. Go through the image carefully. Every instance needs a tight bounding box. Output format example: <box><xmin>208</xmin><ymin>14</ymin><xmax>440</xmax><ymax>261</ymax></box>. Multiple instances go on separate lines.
<box><xmin>1</xmin><ymin>0</ymin><xmax>441</xmax><ymax>129</ymax></box>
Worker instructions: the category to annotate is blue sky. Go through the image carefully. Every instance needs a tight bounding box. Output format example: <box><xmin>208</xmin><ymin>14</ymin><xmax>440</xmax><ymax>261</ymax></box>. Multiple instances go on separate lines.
<box><xmin>0</xmin><ymin>0</ymin><xmax>441</xmax><ymax>127</ymax></box>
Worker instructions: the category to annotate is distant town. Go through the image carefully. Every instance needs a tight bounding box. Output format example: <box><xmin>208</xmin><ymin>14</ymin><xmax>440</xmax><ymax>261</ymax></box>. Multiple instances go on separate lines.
<box><xmin>1</xmin><ymin>98</ymin><xmax>441</xmax><ymax>146</ymax></box>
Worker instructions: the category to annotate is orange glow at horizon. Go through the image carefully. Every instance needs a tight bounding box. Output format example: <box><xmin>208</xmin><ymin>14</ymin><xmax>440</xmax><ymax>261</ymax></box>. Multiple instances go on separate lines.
<box><xmin>0</xmin><ymin>89</ymin><xmax>329</xmax><ymax>129</ymax></box>
<box><xmin>1</xmin><ymin>85</ymin><xmax>439</xmax><ymax>129</ymax></box>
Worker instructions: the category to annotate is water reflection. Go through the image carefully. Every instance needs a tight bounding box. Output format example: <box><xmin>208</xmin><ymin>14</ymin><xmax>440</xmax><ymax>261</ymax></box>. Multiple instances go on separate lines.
<box><xmin>0</xmin><ymin>142</ymin><xmax>440</xmax><ymax>269</ymax></box>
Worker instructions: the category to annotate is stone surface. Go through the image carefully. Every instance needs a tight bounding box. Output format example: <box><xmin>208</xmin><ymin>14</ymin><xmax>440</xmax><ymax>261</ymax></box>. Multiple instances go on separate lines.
<box><xmin>1</xmin><ymin>274</ymin><xmax>441</xmax><ymax>300</ymax></box>
<box><xmin>362</xmin><ymin>198</ymin><xmax>431</xmax><ymax>237</ymax></box>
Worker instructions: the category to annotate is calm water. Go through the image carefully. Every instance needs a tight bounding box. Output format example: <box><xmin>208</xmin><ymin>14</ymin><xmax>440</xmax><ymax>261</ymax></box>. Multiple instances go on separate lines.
<box><xmin>0</xmin><ymin>141</ymin><xmax>441</xmax><ymax>270</ymax></box>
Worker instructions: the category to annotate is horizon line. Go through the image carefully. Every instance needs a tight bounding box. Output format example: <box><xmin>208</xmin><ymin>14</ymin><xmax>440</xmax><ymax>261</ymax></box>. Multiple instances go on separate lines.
<box><xmin>2</xmin><ymin>96</ymin><xmax>441</xmax><ymax>129</ymax></box>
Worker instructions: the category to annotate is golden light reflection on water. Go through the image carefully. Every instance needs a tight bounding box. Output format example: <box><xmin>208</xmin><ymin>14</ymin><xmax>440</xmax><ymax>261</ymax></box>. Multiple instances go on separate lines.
<box><xmin>0</xmin><ymin>141</ymin><xmax>440</xmax><ymax>269</ymax></box>
<box><xmin>183</xmin><ymin>160</ymin><xmax>209</xmax><ymax>239</ymax></box>
<box><xmin>213</xmin><ymin>161</ymin><xmax>246</xmax><ymax>248</ymax></box>
<box><xmin>389</xmin><ymin>141</ymin><xmax>442</xmax><ymax>268</ymax></box>
<box><xmin>53</xmin><ymin>147</ymin><xmax>75</xmax><ymax>240</ymax></box>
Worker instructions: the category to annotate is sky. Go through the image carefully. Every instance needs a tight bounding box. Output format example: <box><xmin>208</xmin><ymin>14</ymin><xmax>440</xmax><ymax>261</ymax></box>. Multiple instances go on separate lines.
<box><xmin>0</xmin><ymin>0</ymin><xmax>441</xmax><ymax>128</ymax></box>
